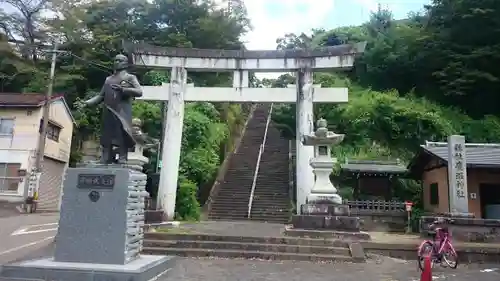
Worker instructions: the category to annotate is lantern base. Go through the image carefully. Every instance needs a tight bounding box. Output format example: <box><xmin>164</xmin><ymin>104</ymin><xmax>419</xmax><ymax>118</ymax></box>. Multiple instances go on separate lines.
<box><xmin>307</xmin><ymin>193</ymin><xmax>342</xmax><ymax>205</ymax></box>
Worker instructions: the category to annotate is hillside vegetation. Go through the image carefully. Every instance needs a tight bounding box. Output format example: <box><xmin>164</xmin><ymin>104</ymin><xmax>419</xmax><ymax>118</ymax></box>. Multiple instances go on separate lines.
<box><xmin>271</xmin><ymin>1</ymin><xmax>500</xmax><ymax>208</ymax></box>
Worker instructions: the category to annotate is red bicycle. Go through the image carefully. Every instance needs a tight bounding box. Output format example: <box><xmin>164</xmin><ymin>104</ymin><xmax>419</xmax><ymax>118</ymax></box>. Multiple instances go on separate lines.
<box><xmin>417</xmin><ymin>217</ymin><xmax>459</xmax><ymax>270</ymax></box>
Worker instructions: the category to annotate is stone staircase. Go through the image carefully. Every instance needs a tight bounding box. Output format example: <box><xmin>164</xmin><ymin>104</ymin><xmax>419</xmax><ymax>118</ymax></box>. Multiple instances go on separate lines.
<box><xmin>249</xmin><ymin>113</ymin><xmax>291</xmax><ymax>223</ymax></box>
<box><xmin>208</xmin><ymin>104</ymin><xmax>268</xmax><ymax>221</ymax></box>
<box><xmin>143</xmin><ymin>232</ymin><xmax>364</xmax><ymax>262</ymax></box>
<box><xmin>208</xmin><ymin>104</ymin><xmax>291</xmax><ymax>223</ymax></box>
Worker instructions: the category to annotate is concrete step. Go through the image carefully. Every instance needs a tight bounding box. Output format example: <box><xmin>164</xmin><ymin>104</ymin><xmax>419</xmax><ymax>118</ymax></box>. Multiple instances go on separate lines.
<box><xmin>249</xmin><ymin>212</ymin><xmax>290</xmax><ymax>218</ymax></box>
<box><xmin>142</xmin><ymin>232</ymin><xmax>362</xmax><ymax>262</ymax></box>
<box><xmin>249</xmin><ymin>215</ymin><xmax>290</xmax><ymax>221</ymax></box>
<box><xmin>250</xmin><ymin>208</ymin><xmax>290</xmax><ymax>213</ymax></box>
<box><xmin>252</xmin><ymin>198</ymin><xmax>290</xmax><ymax>205</ymax></box>
<box><xmin>209</xmin><ymin>210</ymin><xmax>249</xmax><ymax>216</ymax></box>
<box><xmin>210</xmin><ymin>201</ymin><xmax>248</xmax><ymax>206</ymax></box>
<box><xmin>250</xmin><ymin>207</ymin><xmax>290</xmax><ymax>213</ymax></box>
<box><xmin>209</xmin><ymin>207</ymin><xmax>249</xmax><ymax>213</ymax></box>
<box><xmin>142</xmin><ymin>248</ymin><xmax>353</xmax><ymax>263</ymax></box>
<box><xmin>210</xmin><ymin>203</ymin><xmax>249</xmax><ymax>208</ymax></box>
<box><xmin>251</xmin><ymin>199</ymin><xmax>290</xmax><ymax>203</ymax></box>
<box><xmin>251</xmin><ymin>195</ymin><xmax>289</xmax><ymax>199</ymax></box>
<box><xmin>251</xmin><ymin>197</ymin><xmax>289</xmax><ymax>201</ymax></box>
<box><xmin>145</xmin><ymin>233</ymin><xmax>348</xmax><ymax>247</ymax></box>
<box><xmin>211</xmin><ymin>195</ymin><xmax>250</xmax><ymax>200</ymax></box>
<box><xmin>250</xmin><ymin>214</ymin><xmax>290</xmax><ymax>220</ymax></box>
<box><xmin>211</xmin><ymin>202</ymin><xmax>249</xmax><ymax>207</ymax></box>
<box><xmin>251</xmin><ymin>191</ymin><xmax>290</xmax><ymax>195</ymax></box>
<box><xmin>208</xmin><ymin>210</ymin><xmax>249</xmax><ymax>215</ymax></box>
<box><xmin>207</xmin><ymin>216</ymin><xmax>249</xmax><ymax>221</ymax></box>
<box><xmin>144</xmin><ymin>240</ymin><xmax>351</xmax><ymax>256</ymax></box>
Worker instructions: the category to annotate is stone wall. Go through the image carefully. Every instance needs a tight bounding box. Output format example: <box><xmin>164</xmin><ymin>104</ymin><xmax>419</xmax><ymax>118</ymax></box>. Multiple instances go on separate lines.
<box><xmin>420</xmin><ymin>216</ymin><xmax>500</xmax><ymax>243</ymax></box>
<box><xmin>352</xmin><ymin>210</ymin><xmax>407</xmax><ymax>232</ymax></box>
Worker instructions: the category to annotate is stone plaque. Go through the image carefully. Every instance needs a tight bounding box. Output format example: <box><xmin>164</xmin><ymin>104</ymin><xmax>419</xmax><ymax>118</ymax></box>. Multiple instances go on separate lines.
<box><xmin>77</xmin><ymin>174</ymin><xmax>115</xmax><ymax>190</ymax></box>
<box><xmin>447</xmin><ymin>135</ymin><xmax>468</xmax><ymax>214</ymax></box>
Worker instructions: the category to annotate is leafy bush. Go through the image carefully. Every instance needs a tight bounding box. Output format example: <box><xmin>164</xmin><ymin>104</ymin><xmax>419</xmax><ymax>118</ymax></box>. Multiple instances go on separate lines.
<box><xmin>175</xmin><ymin>177</ymin><xmax>201</xmax><ymax>221</ymax></box>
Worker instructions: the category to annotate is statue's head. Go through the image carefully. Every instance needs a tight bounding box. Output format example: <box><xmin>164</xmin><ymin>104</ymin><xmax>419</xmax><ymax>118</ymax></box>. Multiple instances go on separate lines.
<box><xmin>113</xmin><ymin>54</ymin><xmax>128</xmax><ymax>71</ymax></box>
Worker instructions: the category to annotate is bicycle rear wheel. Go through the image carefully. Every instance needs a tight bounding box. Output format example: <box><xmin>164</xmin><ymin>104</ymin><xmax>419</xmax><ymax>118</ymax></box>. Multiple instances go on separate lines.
<box><xmin>417</xmin><ymin>240</ymin><xmax>435</xmax><ymax>271</ymax></box>
<box><xmin>442</xmin><ymin>244</ymin><xmax>459</xmax><ymax>269</ymax></box>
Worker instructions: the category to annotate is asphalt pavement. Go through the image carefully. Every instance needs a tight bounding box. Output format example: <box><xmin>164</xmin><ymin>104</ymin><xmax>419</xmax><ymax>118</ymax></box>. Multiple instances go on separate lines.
<box><xmin>0</xmin><ymin>206</ymin><xmax>58</xmax><ymax>265</ymax></box>
<box><xmin>163</xmin><ymin>256</ymin><xmax>500</xmax><ymax>281</ymax></box>
<box><xmin>0</xmin><ymin>207</ymin><xmax>498</xmax><ymax>281</ymax></box>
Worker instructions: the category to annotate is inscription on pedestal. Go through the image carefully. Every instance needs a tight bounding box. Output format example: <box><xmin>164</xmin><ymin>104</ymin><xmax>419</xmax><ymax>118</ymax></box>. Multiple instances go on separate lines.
<box><xmin>77</xmin><ymin>174</ymin><xmax>115</xmax><ymax>189</ymax></box>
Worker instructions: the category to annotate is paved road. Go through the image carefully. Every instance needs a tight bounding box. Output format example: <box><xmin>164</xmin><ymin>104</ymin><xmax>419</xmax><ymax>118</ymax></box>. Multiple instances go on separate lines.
<box><xmin>0</xmin><ymin>205</ymin><xmax>58</xmax><ymax>264</ymax></box>
<box><xmin>163</xmin><ymin>256</ymin><xmax>500</xmax><ymax>281</ymax></box>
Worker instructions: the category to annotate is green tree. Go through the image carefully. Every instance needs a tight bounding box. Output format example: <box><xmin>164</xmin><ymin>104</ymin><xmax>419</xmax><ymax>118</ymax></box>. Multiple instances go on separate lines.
<box><xmin>0</xmin><ymin>0</ymin><xmax>252</xmax><ymax>220</ymax></box>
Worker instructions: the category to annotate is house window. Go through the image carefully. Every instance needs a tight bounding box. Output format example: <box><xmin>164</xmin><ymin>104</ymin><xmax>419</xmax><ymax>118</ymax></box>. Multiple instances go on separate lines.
<box><xmin>0</xmin><ymin>118</ymin><xmax>14</xmax><ymax>136</ymax></box>
<box><xmin>47</xmin><ymin>123</ymin><xmax>61</xmax><ymax>142</ymax></box>
<box><xmin>430</xmin><ymin>182</ymin><xmax>439</xmax><ymax>205</ymax></box>
<box><xmin>0</xmin><ymin>163</ymin><xmax>22</xmax><ymax>192</ymax></box>
<box><xmin>39</xmin><ymin>119</ymin><xmax>61</xmax><ymax>142</ymax></box>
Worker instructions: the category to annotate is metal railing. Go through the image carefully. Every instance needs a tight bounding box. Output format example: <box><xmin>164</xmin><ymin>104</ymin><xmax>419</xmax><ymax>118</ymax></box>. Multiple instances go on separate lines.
<box><xmin>247</xmin><ymin>104</ymin><xmax>274</xmax><ymax>218</ymax></box>
<box><xmin>344</xmin><ymin>200</ymin><xmax>405</xmax><ymax>212</ymax></box>
<box><xmin>288</xmin><ymin>140</ymin><xmax>294</xmax><ymax>206</ymax></box>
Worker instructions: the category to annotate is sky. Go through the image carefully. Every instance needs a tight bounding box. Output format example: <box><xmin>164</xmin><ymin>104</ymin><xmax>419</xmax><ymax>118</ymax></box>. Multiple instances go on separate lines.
<box><xmin>238</xmin><ymin>0</ymin><xmax>429</xmax><ymax>78</ymax></box>
<box><xmin>242</xmin><ymin>0</ymin><xmax>430</xmax><ymax>50</ymax></box>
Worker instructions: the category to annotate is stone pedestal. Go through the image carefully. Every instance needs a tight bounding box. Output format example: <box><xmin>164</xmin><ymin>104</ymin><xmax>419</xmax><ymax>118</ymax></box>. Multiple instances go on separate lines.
<box><xmin>286</xmin><ymin>203</ymin><xmax>370</xmax><ymax>240</ymax></box>
<box><xmin>0</xmin><ymin>165</ymin><xmax>175</xmax><ymax>281</ymax></box>
<box><xmin>307</xmin><ymin>159</ymin><xmax>343</xmax><ymax>205</ymax></box>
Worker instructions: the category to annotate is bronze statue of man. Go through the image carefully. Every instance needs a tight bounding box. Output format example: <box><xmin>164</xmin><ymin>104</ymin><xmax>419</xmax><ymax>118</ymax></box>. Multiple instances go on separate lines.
<box><xmin>83</xmin><ymin>54</ymin><xmax>143</xmax><ymax>164</ymax></box>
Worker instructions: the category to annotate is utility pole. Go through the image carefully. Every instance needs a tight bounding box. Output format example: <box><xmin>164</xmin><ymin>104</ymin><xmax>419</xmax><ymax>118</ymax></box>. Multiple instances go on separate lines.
<box><xmin>34</xmin><ymin>42</ymin><xmax>60</xmax><ymax>172</ymax></box>
<box><xmin>24</xmin><ymin>41</ymin><xmax>65</xmax><ymax>213</ymax></box>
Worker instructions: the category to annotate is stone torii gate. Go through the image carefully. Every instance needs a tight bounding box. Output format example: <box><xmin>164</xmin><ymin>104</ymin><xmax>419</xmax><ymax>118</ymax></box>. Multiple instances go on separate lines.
<box><xmin>124</xmin><ymin>42</ymin><xmax>366</xmax><ymax>219</ymax></box>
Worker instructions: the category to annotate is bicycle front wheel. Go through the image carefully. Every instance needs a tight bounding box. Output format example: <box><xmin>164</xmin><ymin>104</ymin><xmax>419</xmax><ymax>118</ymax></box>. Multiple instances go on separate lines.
<box><xmin>417</xmin><ymin>240</ymin><xmax>434</xmax><ymax>271</ymax></box>
<box><xmin>442</xmin><ymin>245</ymin><xmax>459</xmax><ymax>269</ymax></box>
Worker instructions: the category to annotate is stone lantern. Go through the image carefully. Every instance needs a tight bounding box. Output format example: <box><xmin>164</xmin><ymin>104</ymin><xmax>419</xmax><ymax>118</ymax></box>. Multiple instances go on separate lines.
<box><xmin>284</xmin><ymin>118</ymin><xmax>369</xmax><ymax>241</ymax></box>
<box><xmin>302</xmin><ymin>118</ymin><xmax>344</xmax><ymax>205</ymax></box>
<box><xmin>128</xmin><ymin>118</ymin><xmax>159</xmax><ymax>171</ymax></box>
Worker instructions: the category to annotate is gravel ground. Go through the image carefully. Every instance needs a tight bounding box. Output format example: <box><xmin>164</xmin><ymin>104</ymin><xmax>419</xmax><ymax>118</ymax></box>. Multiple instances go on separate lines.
<box><xmin>163</xmin><ymin>255</ymin><xmax>500</xmax><ymax>281</ymax></box>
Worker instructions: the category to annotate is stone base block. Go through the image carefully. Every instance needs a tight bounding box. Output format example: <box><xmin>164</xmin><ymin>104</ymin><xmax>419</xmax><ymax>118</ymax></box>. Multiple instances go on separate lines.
<box><xmin>145</xmin><ymin>210</ymin><xmax>165</xmax><ymax>224</ymax></box>
<box><xmin>301</xmin><ymin>204</ymin><xmax>349</xmax><ymax>216</ymax></box>
<box><xmin>292</xmin><ymin>215</ymin><xmax>361</xmax><ymax>231</ymax></box>
<box><xmin>284</xmin><ymin>226</ymin><xmax>371</xmax><ymax>240</ymax></box>
<box><xmin>0</xmin><ymin>255</ymin><xmax>175</xmax><ymax>281</ymax></box>
<box><xmin>307</xmin><ymin>193</ymin><xmax>342</xmax><ymax>205</ymax></box>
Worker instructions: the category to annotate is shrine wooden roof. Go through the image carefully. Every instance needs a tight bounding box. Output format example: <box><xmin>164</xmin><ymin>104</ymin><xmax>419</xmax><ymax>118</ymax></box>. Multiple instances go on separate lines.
<box><xmin>340</xmin><ymin>159</ymin><xmax>408</xmax><ymax>176</ymax></box>
<box><xmin>407</xmin><ymin>141</ymin><xmax>500</xmax><ymax>179</ymax></box>
<box><xmin>421</xmin><ymin>142</ymin><xmax>500</xmax><ymax>167</ymax></box>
